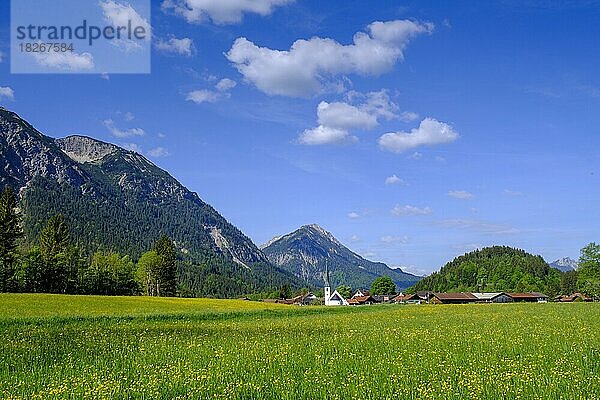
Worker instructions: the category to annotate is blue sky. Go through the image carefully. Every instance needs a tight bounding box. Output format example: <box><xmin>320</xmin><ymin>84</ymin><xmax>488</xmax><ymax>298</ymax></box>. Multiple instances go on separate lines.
<box><xmin>1</xmin><ymin>0</ymin><xmax>599</xmax><ymax>275</ymax></box>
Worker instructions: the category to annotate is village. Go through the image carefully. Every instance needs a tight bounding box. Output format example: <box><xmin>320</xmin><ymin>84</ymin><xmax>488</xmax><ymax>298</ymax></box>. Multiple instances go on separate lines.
<box><xmin>267</xmin><ymin>266</ymin><xmax>595</xmax><ymax>306</ymax></box>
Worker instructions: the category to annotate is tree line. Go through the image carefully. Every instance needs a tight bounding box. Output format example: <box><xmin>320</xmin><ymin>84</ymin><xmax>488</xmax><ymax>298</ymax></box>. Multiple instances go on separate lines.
<box><xmin>0</xmin><ymin>187</ymin><xmax>177</xmax><ymax>296</ymax></box>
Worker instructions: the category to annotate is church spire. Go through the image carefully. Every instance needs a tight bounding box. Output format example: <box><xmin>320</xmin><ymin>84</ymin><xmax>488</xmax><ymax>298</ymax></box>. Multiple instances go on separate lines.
<box><xmin>324</xmin><ymin>261</ymin><xmax>330</xmax><ymax>288</ymax></box>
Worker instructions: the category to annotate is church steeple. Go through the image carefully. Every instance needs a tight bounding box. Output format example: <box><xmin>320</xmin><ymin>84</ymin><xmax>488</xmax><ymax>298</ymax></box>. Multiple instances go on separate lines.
<box><xmin>324</xmin><ymin>261</ymin><xmax>331</xmax><ymax>288</ymax></box>
<box><xmin>324</xmin><ymin>261</ymin><xmax>331</xmax><ymax>305</ymax></box>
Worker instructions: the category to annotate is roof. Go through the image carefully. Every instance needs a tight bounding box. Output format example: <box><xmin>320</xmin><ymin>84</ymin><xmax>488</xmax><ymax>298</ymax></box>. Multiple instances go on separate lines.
<box><xmin>349</xmin><ymin>295</ymin><xmax>374</xmax><ymax>304</ymax></box>
<box><xmin>329</xmin><ymin>290</ymin><xmax>346</xmax><ymax>302</ymax></box>
<box><xmin>393</xmin><ymin>293</ymin><xmax>419</xmax><ymax>302</ymax></box>
<box><xmin>373</xmin><ymin>294</ymin><xmax>396</xmax><ymax>302</ymax></box>
<box><xmin>433</xmin><ymin>292</ymin><xmax>478</xmax><ymax>301</ymax></box>
<box><xmin>508</xmin><ymin>292</ymin><xmax>547</xmax><ymax>299</ymax></box>
<box><xmin>471</xmin><ymin>292</ymin><xmax>504</xmax><ymax>300</ymax></box>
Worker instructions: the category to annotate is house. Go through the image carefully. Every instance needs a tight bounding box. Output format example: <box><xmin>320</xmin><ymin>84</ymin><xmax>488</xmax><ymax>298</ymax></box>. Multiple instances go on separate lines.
<box><xmin>393</xmin><ymin>293</ymin><xmax>421</xmax><ymax>304</ymax></box>
<box><xmin>508</xmin><ymin>292</ymin><xmax>548</xmax><ymax>303</ymax></box>
<box><xmin>291</xmin><ymin>292</ymin><xmax>319</xmax><ymax>306</ymax></box>
<box><xmin>431</xmin><ymin>292</ymin><xmax>478</xmax><ymax>304</ymax></box>
<box><xmin>471</xmin><ymin>292</ymin><xmax>513</xmax><ymax>303</ymax></box>
<box><xmin>347</xmin><ymin>295</ymin><xmax>376</xmax><ymax>305</ymax></box>
<box><xmin>372</xmin><ymin>294</ymin><xmax>396</xmax><ymax>303</ymax></box>
<box><xmin>554</xmin><ymin>293</ymin><xmax>592</xmax><ymax>302</ymax></box>
<box><xmin>416</xmin><ymin>291</ymin><xmax>434</xmax><ymax>303</ymax></box>
<box><xmin>324</xmin><ymin>264</ymin><xmax>349</xmax><ymax>306</ymax></box>
<box><xmin>352</xmin><ymin>289</ymin><xmax>370</xmax><ymax>298</ymax></box>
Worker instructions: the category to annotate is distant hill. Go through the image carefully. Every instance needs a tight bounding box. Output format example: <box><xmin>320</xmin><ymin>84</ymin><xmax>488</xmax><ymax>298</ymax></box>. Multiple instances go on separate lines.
<box><xmin>409</xmin><ymin>246</ymin><xmax>561</xmax><ymax>294</ymax></box>
<box><xmin>261</xmin><ymin>224</ymin><xmax>421</xmax><ymax>290</ymax></box>
<box><xmin>549</xmin><ymin>257</ymin><xmax>579</xmax><ymax>272</ymax></box>
<box><xmin>0</xmin><ymin>107</ymin><xmax>300</xmax><ymax>297</ymax></box>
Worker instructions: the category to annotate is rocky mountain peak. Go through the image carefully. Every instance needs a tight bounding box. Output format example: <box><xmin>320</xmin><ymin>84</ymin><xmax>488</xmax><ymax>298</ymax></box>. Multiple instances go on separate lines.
<box><xmin>549</xmin><ymin>257</ymin><xmax>579</xmax><ymax>272</ymax></box>
<box><xmin>56</xmin><ymin>135</ymin><xmax>119</xmax><ymax>164</ymax></box>
<box><xmin>262</xmin><ymin>224</ymin><xmax>421</xmax><ymax>289</ymax></box>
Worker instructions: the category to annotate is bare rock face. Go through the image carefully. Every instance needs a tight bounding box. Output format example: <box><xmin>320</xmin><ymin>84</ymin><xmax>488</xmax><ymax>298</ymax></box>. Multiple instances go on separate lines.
<box><xmin>549</xmin><ymin>257</ymin><xmax>579</xmax><ymax>272</ymax></box>
<box><xmin>0</xmin><ymin>107</ymin><xmax>88</xmax><ymax>189</ymax></box>
<box><xmin>56</xmin><ymin>135</ymin><xmax>118</xmax><ymax>164</ymax></box>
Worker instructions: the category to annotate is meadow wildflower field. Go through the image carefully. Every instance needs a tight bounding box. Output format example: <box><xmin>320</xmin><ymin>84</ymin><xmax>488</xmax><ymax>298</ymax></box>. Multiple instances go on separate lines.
<box><xmin>0</xmin><ymin>294</ymin><xmax>598</xmax><ymax>399</ymax></box>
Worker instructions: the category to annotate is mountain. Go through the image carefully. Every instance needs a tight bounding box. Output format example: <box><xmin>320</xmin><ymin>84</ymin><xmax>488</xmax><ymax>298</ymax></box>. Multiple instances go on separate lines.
<box><xmin>0</xmin><ymin>107</ymin><xmax>299</xmax><ymax>297</ymax></box>
<box><xmin>549</xmin><ymin>257</ymin><xmax>579</xmax><ymax>272</ymax></box>
<box><xmin>409</xmin><ymin>246</ymin><xmax>561</xmax><ymax>295</ymax></box>
<box><xmin>261</xmin><ymin>224</ymin><xmax>421</xmax><ymax>290</ymax></box>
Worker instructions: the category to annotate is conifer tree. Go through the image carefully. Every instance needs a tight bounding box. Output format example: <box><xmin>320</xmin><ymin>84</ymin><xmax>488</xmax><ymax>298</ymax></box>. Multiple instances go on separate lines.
<box><xmin>154</xmin><ymin>235</ymin><xmax>177</xmax><ymax>297</ymax></box>
<box><xmin>0</xmin><ymin>187</ymin><xmax>22</xmax><ymax>292</ymax></box>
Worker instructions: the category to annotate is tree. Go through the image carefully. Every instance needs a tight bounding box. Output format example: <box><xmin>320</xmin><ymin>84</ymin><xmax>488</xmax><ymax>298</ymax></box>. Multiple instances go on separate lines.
<box><xmin>371</xmin><ymin>276</ymin><xmax>396</xmax><ymax>295</ymax></box>
<box><xmin>137</xmin><ymin>250</ymin><xmax>161</xmax><ymax>296</ymax></box>
<box><xmin>39</xmin><ymin>214</ymin><xmax>71</xmax><ymax>259</ymax></box>
<box><xmin>561</xmin><ymin>270</ymin><xmax>578</xmax><ymax>295</ymax></box>
<box><xmin>0</xmin><ymin>187</ymin><xmax>22</xmax><ymax>292</ymax></box>
<box><xmin>84</xmin><ymin>251</ymin><xmax>139</xmax><ymax>295</ymax></box>
<box><xmin>577</xmin><ymin>243</ymin><xmax>600</xmax><ymax>298</ymax></box>
<box><xmin>336</xmin><ymin>285</ymin><xmax>352</xmax><ymax>299</ymax></box>
<box><xmin>37</xmin><ymin>214</ymin><xmax>81</xmax><ymax>293</ymax></box>
<box><xmin>154</xmin><ymin>235</ymin><xmax>177</xmax><ymax>297</ymax></box>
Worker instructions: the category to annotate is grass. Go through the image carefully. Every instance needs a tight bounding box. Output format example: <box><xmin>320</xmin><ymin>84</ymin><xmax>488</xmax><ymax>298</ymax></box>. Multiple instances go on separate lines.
<box><xmin>0</xmin><ymin>294</ymin><xmax>598</xmax><ymax>399</ymax></box>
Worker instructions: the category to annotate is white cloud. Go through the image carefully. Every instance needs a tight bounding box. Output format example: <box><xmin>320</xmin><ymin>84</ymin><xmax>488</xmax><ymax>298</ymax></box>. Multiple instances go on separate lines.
<box><xmin>300</xmin><ymin>89</ymin><xmax>399</xmax><ymax>145</ymax></box>
<box><xmin>379</xmin><ymin>118</ymin><xmax>459</xmax><ymax>153</ymax></box>
<box><xmin>381</xmin><ymin>235</ymin><xmax>408</xmax><ymax>244</ymax></box>
<box><xmin>155</xmin><ymin>37</ymin><xmax>194</xmax><ymax>56</ymax></box>
<box><xmin>448</xmin><ymin>190</ymin><xmax>474</xmax><ymax>200</ymax></box>
<box><xmin>186</xmin><ymin>90</ymin><xmax>222</xmax><ymax>104</ymax></box>
<box><xmin>317</xmin><ymin>101</ymin><xmax>378</xmax><ymax>130</ymax></box>
<box><xmin>409</xmin><ymin>151</ymin><xmax>422</xmax><ymax>160</ymax></box>
<box><xmin>148</xmin><ymin>147</ymin><xmax>170</xmax><ymax>158</ymax></box>
<box><xmin>32</xmin><ymin>51</ymin><xmax>94</xmax><ymax>71</ymax></box>
<box><xmin>0</xmin><ymin>87</ymin><xmax>15</xmax><ymax>101</ymax></box>
<box><xmin>226</xmin><ymin>19</ymin><xmax>434</xmax><ymax>97</ymax></box>
<box><xmin>215</xmin><ymin>78</ymin><xmax>237</xmax><ymax>91</ymax></box>
<box><xmin>435</xmin><ymin>155</ymin><xmax>446</xmax><ymax>162</ymax></box>
<box><xmin>399</xmin><ymin>111</ymin><xmax>419</xmax><ymax>121</ymax></box>
<box><xmin>317</xmin><ymin>90</ymin><xmax>398</xmax><ymax>130</ymax></box>
<box><xmin>298</xmin><ymin>125</ymin><xmax>357</xmax><ymax>146</ymax></box>
<box><xmin>103</xmin><ymin>119</ymin><xmax>145</xmax><ymax>138</ymax></box>
<box><xmin>161</xmin><ymin>0</ymin><xmax>293</xmax><ymax>24</ymax></box>
<box><xmin>385</xmin><ymin>174</ymin><xmax>404</xmax><ymax>185</ymax></box>
<box><xmin>349</xmin><ymin>235</ymin><xmax>361</xmax><ymax>242</ymax></box>
<box><xmin>100</xmin><ymin>0</ymin><xmax>151</xmax><ymax>52</ymax></box>
<box><xmin>347</xmin><ymin>212</ymin><xmax>360</xmax><ymax>219</ymax></box>
<box><xmin>392</xmin><ymin>204</ymin><xmax>432</xmax><ymax>216</ymax></box>
<box><xmin>187</xmin><ymin>78</ymin><xmax>237</xmax><ymax>104</ymax></box>
<box><xmin>100</xmin><ymin>72</ymin><xmax>110</xmax><ymax>80</ymax></box>
<box><xmin>439</xmin><ymin>219</ymin><xmax>519</xmax><ymax>235</ymax></box>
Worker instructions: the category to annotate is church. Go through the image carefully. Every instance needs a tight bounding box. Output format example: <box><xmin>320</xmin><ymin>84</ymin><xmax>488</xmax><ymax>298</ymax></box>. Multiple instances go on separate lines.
<box><xmin>323</xmin><ymin>263</ymin><xmax>348</xmax><ymax>306</ymax></box>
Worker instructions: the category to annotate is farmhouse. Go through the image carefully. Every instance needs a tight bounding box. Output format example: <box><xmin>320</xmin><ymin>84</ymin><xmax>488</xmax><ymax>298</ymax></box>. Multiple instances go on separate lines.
<box><xmin>471</xmin><ymin>292</ymin><xmax>513</xmax><ymax>303</ymax></box>
<box><xmin>372</xmin><ymin>294</ymin><xmax>396</xmax><ymax>303</ymax></box>
<box><xmin>352</xmin><ymin>289</ymin><xmax>370</xmax><ymax>298</ymax></box>
<box><xmin>348</xmin><ymin>295</ymin><xmax>376</xmax><ymax>305</ymax></box>
<box><xmin>508</xmin><ymin>292</ymin><xmax>548</xmax><ymax>303</ymax></box>
<box><xmin>554</xmin><ymin>293</ymin><xmax>592</xmax><ymax>302</ymax></box>
<box><xmin>291</xmin><ymin>292</ymin><xmax>319</xmax><ymax>306</ymax></box>
<box><xmin>393</xmin><ymin>293</ymin><xmax>421</xmax><ymax>304</ymax></box>
<box><xmin>431</xmin><ymin>292</ymin><xmax>478</xmax><ymax>304</ymax></box>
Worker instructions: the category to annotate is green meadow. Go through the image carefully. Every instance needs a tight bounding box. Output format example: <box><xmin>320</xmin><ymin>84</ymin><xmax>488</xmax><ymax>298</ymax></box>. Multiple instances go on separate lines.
<box><xmin>0</xmin><ymin>294</ymin><xmax>598</xmax><ymax>399</ymax></box>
